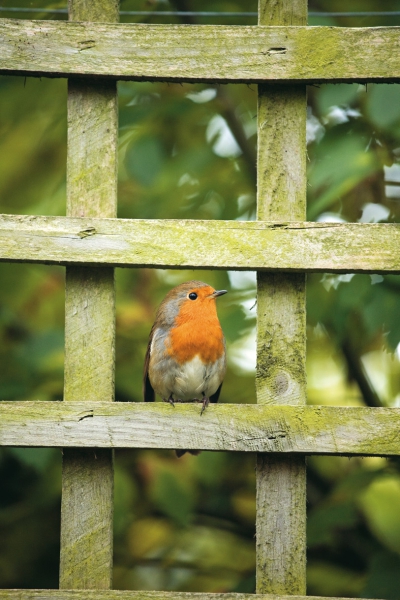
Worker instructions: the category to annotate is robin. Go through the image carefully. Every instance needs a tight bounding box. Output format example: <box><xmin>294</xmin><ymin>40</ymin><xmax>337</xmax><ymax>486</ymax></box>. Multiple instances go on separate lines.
<box><xmin>143</xmin><ymin>280</ymin><xmax>227</xmax><ymax>457</ymax></box>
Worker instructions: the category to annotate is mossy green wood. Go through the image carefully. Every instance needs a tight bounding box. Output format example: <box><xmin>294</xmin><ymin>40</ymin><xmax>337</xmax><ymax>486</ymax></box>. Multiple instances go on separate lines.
<box><xmin>0</xmin><ymin>591</ymin><xmax>389</xmax><ymax>600</ymax></box>
<box><xmin>1</xmin><ymin>402</ymin><xmax>400</xmax><ymax>456</ymax></box>
<box><xmin>1</xmin><ymin>19</ymin><xmax>400</xmax><ymax>82</ymax></box>
<box><xmin>60</xmin><ymin>0</ymin><xmax>118</xmax><ymax>590</ymax></box>
<box><xmin>256</xmin><ymin>0</ymin><xmax>307</xmax><ymax>595</ymax></box>
<box><xmin>0</xmin><ymin>591</ymin><xmax>388</xmax><ymax>600</ymax></box>
<box><xmin>0</xmin><ymin>216</ymin><xmax>398</xmax><ymax>272</ymax></box>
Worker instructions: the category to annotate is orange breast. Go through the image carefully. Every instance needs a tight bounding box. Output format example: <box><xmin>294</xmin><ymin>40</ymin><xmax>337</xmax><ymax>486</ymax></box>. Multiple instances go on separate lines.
<box><xmin>167</xmin><ymin>300</ymin><xmax>225</xmax><ymax>365</ymax></box>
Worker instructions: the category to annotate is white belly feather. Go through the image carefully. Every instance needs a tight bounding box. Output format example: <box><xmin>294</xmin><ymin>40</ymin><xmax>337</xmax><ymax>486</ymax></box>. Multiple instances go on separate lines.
<box><xmin>150</xmin><ymin>353</ymin><xmax>225</xmax><ymax>401</ymax></box>
<box><xmin>173</xmin><ymin>355</ymin><xmax>223</xmax><ymax>400</ymax></box>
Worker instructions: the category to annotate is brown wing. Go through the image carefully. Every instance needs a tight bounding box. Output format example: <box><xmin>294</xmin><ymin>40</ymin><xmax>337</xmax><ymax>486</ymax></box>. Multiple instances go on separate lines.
<box><xmin>143</xmin><ymin>333</ymin><xmax>155</xmax><ymax>402</ymax></box>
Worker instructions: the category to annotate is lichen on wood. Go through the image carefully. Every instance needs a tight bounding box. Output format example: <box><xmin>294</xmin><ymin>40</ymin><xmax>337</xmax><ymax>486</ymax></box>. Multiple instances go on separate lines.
<box><xmin>0</xmin><ymin>215</ymin><xmax>398</xmax><ymax>273</ymax></box>
<box><xmin>255</xmin><ymin>0</ymin><xmax>307</xmax><ymax>594</ymax></box>
<box><xmin>0</xmin><ymin>402</ymin><xmax>399</xmax><ymax>455</ymax></box>
<box><xmin>1</xmin><ymin>19</ymin><xmax>400</xmax><ymax>82</ymax></box>
<box><xmin>60</xmin><ymin>0</ymin><xmax>118</xmax><ymax>591</ymax></box>
<box><xmin>0</xmin><ymin>589</ymin><xmax>389</xmax><ymax>600</ymax></box>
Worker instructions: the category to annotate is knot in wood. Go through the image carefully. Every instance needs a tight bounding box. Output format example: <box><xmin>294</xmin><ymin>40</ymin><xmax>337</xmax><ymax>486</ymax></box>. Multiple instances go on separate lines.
<box><xmin>274</xmin><ymin>372</ymin><xmax>289</xmax><ymax>395</ymax></box>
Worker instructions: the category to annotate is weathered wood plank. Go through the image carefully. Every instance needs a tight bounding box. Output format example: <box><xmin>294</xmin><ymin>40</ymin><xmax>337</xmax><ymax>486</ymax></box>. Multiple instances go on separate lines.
<box><xmin>256</xmin><ymin>1</ymin><xmax>307</xmax><ymax>594</ymax></box>
<box><xmin>0</xmin><ymin>402</ymin><xmax>399</xmax><ymax>456</ymax></box>
<box><xmin>0</xmin><ymin>591</ymin><xmax>387</xmax><ymax>600</ymax></box>
<box><xmin>0</xmin><ymin>215</ymin><xmax>398</xmax><ymax>273</ymax></box>
<box><xmin>67</xmin><ymin>81</ymin><xmax>118</xmax><ymax>218</ymax></box>
<box><xmin>60</xmin><ymin>0</ymin><xmax>118</xmax><ymax>591</ymax></box>
<box><xmin>59</xmin><ymin>448</ymin><xmax>114</xmax><ymax>588</ymax></box>
<box><xmin>1</xmin><ymin>19</ymin><xmax>400</xmax><ymax>82</ymax></box>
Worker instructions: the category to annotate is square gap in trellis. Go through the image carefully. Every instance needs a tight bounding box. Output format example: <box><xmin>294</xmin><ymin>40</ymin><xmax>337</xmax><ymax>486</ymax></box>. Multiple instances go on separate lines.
<box><xmin>0</xmin><ymin>76</ymin><xmax>67</xmax><ymax>218</ymax></box>
<box><xmin>0</xmin><ymin>263</ymin><xmax>65</xmax><ymax>401</ymax></box>
<box><xmin>113</xmin><ymin>447</ymin><xmax>256</xmax><ymax>593</ymax></box>
<box><xmin>306</xmin><ymin>454</ymin><xmax>397</xmax><ymax>598</ymax></box>
<box><xmin>115</xmin><ymin>268</ymin><xmax>256</xmax><ymax>406</ymax></box>
<box><xmin>0</xmin><ymin>445</ymin><xmax>61</xmax><ymax>588</ymax></box>
<box><xmin>307</xmin><ymin>272</ymin><xmax>400</xmax><ymax>409</ymax></box>
<box><xmin>118</xmin><ymin>81</ymin><xmax>257</xmax><ymax>222</ymax></box>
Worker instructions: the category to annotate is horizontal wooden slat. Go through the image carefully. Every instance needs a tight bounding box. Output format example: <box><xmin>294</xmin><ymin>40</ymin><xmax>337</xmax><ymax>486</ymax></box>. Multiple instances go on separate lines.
<box><xmin>0</xmin><ymin>215</ymin><xmax>398</xmax><ymax>273</ymax></box>
<box><xmin>0</xmin><ymin>592</ymin><xmax>386</xmax><ymax>600</ymax></box>
<box><xmin>1</xmin><ymin>20</ymin><xmax>400</xmax><ymax>82</ymax></box>
<box><xmin>1</xmin><ymin>401</ymin><xmax>399</xmax><ymax>455</ymax></box>
<box><xmin>0</xmin><ymin>592</ymin><xmax>387</xmax><ymax>600</ymax></box>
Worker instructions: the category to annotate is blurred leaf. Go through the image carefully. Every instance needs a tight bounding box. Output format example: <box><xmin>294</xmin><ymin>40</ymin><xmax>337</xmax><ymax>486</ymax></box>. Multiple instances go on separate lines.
<box><xmin>335</xmin><ymin>464</ymin><xmax>383</xmax><ymax>495</ymax></box>
<box><xmin>114</xmin><ymin>464</ymin><xmax>138</xmax><ymax>536</ymax></box>
<box><xmin>232</xmin><ymin>574</ymin><xmax>256</xmax><ymax>593</ymax></box>
<box><xmin>194</xmin><ymin>451</ymin><xmax>227</xmax><ymax>486</ymax></box>
<box><xmin>171</xmin><ymin>526</ymin><xmax>254</xmax><ymax>573</ymax></box>
<box><xmin>127</xmin><ymin>517</ymin><xmax>173</xmax><ymax>559</ymax></box>
<box><xmin>307</xmin><ymin>561</ymin><xmax>365</xmax><ymax>597</ymax></box>
<box><xmin>316</xmin><ymin>83</ymin><xmax>359</xmax><ymax>115</ymax></box>
<box><xmin>363</xmin><ymin>285</ymin><xmax>400</xmax><ymax>349</ymax></box>
<box><xmin>362</xmin><ymin>550</ymin><xmax>400</xmax><ymax>600</ymax></box>
<box><xmin>17</xmin><ymin>330</ymin><xmax>64</xmax><ymax>372</ymax></box>
<box><xmin>150</xmin><ymin>470</ymin><xmax>195</xmax><ymax>527</ymax></box>
<box><xmin>359</xmin><ymin>476</ymin><xmax>400</xmax><ymax>554</ymax></box>
<box><xmin>366</xmin><ymin>84</ymin><xmax>400</xmax><ymax>130</ymax></box>
<box><xmin>336</xmin><ymin>275</ymin><xmax>371</xmax><ymax>310</ymax></box>
<box><xmin>308</xmin><ymin>501</ymin><xmax>358</xmax><ymax>547</ymax></box>
<box><xmin>308</xmin><ymin>134</ymin><xmax>378</xmax><ymax>219</ymax></box>
<box><xmin>125</xmin><ymin>136</ymin><xmax>166</xmax><ymax>186</ymax></box>
<box><xmin>7</xmin><ymin>448</ymin><xmax>55</xmax><ymax>473</ymax></box>
<box><xmin>231</xmin><ymin>489</ymin><xmax>256</xmax><ymax>524</ymax></box>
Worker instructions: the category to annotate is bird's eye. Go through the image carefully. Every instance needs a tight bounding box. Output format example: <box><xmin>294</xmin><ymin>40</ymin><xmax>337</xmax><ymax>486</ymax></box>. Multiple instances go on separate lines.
<box><xmin>188</xmin><ymin>292</ymin><xmax>198</xmax><ymax>300</ymax></box>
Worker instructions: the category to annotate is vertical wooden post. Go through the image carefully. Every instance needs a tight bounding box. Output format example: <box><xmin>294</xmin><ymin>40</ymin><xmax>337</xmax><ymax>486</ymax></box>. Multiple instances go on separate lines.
<box><xmin>59</xmin><ymin>0</ymin><xmax>119</xmax><ymax>589</ymax></box>
<box><xmin>256</xmin><ymin>0</ymin><xmax>307</xmax><ymax>595</ymax></box>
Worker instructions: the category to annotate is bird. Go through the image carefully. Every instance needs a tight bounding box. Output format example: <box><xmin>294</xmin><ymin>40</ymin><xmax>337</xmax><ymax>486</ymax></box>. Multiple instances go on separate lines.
<box><xmin>143</xmin><ymin>280</ymin><xmax>227</xmax><ymax>457</ymax></box>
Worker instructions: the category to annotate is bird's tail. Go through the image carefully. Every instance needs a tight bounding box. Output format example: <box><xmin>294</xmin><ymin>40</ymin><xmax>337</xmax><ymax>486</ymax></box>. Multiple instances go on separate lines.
<box><xmin>175</xmin><ymin>449</ymin><xmax>202</xmax><ymax>458</ymax></box>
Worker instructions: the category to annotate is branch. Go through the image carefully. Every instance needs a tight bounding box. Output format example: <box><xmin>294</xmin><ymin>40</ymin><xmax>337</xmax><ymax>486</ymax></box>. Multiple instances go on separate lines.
<box><xmin>341</xmin><ymin>337</ymin><xmax>383</xmax><ymax>408</ymax></box>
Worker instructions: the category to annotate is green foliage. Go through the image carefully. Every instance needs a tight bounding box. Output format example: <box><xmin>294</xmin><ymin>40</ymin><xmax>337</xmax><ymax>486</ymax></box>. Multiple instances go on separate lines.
<box><xmin>363</xmin><ymin>551</ymin><xmax>400</xmax><ymax>599</ymax></box>
<box><xmin>125</xmin><ymin>136</ymin><xmax>166</xmax><ymax>187</ymax></box>
<box><xmin>0</xmin><ymin>447</ymin><xmax>61</xmax><ymax>587</ymax></box>
<box><xmin>114</xmin><ymin>450</ymin><xmax>255</xmax><ymax>591</ymax></box>
<box><xmin>308</xmin><ymin>500</ymin><xmax>359</xmax><ymax>547</ymax></box>
<box><xmin>359</xmin><ymin>475</ymin><xmax>400</xmax><ymax>554</ymax></box>
<box><xmin>366</xmin><ymin>85</ymin><xmax>400</xmax><ymax>132</ymax></box>
<box><xmin>316</xmin><ymin>83</ymin><xmax>359</xmax><ymax>114</ymax></box>
<box><xmin>1</xmin><ymin>0</ymin><xmax>400</xmax><ymax>596</ymax></box>
<box><xmin>308</xmin><ymin>131</ymin><xmax>380</xmax><ymax>219</ymax></box>
<box><xmin>150</xmin><ymin>468</ymin><xmax>195</xmax><ymax>527</ymax></box>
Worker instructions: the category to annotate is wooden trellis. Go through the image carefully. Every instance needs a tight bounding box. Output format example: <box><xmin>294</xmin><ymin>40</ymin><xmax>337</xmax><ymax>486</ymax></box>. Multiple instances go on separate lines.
<box><xmin>0</xmin><ymin>0</ymin><xmax>399</xmax><ymax>598</ymax></box>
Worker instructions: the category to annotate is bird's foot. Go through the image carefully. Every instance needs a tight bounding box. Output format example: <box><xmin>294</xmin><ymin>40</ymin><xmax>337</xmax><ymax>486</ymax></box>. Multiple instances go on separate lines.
<box><xmin>200</xmin><ymin>395</ymin><xmax>210</xmax><ymax>415</ymax></box>
<box><xmin>164</xmin><ymin>395</ymin><xmax>175</xmax><ymax>407</ymax></box>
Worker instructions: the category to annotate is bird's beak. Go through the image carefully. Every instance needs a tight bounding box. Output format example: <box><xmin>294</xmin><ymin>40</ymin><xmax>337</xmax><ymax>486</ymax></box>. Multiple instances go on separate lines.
<box><xmin>210</xmin><ymin>289</ymin><xmax>227</xmax><ymax>298</ymax></box>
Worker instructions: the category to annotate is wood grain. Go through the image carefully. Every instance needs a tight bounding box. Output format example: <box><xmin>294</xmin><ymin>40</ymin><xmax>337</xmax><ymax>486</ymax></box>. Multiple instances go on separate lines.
<box><xmin>256</xmin><ymin>0</ymin><xmax>307</xmax><ymax>594</ymax></box>
<box><xmin>60</xmin><ymin>0</ymin><xmax>118</xmax><ymax>590</ymax></box>
<box><xmin>0</xmin><ymin>215</ymin><xmax>398</xmax><ymax>273</ymax></box>
<box><xmin>0</xmin><ymin>590</ymin><xmax>387</xmax><ymax>600</ymax></box>
<box><xmin>0</xmin><ymin>402</ymin><xmax>399</xmax><ymax>456</ymax></box>
<box><xmin>1</xmin><ymin>19</ymin><xmax>400</xmax><ymax>82</ymax></box>
<box><xmin>67</xmin><ymin>81</ymin><xmax>118</xmax><ymax>218</ymax></box>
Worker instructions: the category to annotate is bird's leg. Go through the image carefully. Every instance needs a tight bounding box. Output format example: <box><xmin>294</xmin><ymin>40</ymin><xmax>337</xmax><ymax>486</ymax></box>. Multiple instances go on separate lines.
<box><xmin>164</xmin><ymin>394</ymin><xmax>175</xmax><ymax>407</ymax></box>
<box><xmin>200</xmin><ymin>393</ymin><xmax>210</xmax><ymax>415</ymax></box>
